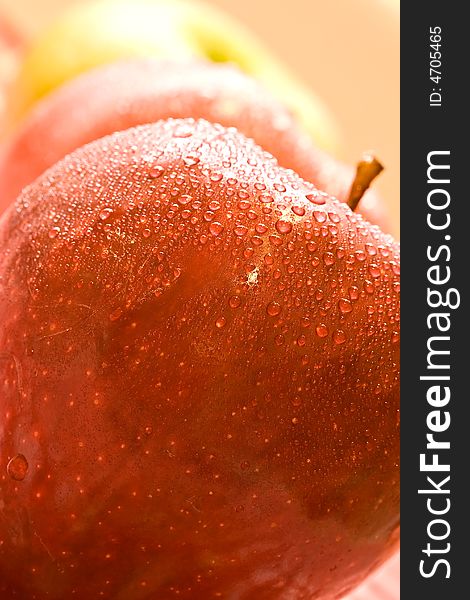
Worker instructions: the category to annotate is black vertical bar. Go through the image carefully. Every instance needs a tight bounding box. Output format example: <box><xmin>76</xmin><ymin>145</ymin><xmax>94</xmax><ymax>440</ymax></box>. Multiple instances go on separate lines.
<box><xmin>401</xmin><ymin>4</ymin><xmax>467</xmax><ymax>599</ymax></box>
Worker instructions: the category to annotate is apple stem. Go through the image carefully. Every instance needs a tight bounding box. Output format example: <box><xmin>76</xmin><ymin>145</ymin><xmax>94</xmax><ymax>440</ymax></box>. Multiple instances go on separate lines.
<box><xmin>347</xmin><ymin>153</ymin><xmax>384</xmax><ymax>211</ymax></box>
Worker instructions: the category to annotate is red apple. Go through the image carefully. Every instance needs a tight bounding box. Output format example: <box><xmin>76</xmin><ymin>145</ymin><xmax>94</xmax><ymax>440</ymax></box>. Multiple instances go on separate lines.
<box><xmin>0</xmin><ymin>118</ymin><xmax>399</xmax><ymax>599</ymax></box>
<box><xmin>0</xmin><ymin>58</ymin><xmax>387</xmax><ymax>230</ymax></box>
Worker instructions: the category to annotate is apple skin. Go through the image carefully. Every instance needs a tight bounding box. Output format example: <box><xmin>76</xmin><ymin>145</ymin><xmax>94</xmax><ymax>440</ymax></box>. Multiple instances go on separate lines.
<box><xmin>0</xmin><ymin>58</ymin><xmax>387</xmax><ymax>230</ymax></box>
<box><xmin>0</xmin><ymin>119</ymin><xmax>400</xmax><ymax>599</ymax></box>
<box><xmin>7</xmin><ymin>0</ymin><xmax>339</xmax><ymax>154</ymax></box>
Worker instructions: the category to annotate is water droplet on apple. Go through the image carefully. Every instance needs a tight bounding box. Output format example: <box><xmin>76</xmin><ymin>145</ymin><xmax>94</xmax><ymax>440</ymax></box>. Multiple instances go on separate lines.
<box><xmin>48</xmin><ymin>227</ymin><xmax>61</xmax><ymax>239</ymax></box>
<box><xmin>259</xmin><ymin>194</ymin><xmax>274</xmax><ymax>203</ymax></box>
<box><xmin>209</xmin><ymin>222</ymin><xmax>224</xmax><ymax>236</ymax></box>
<box><xmin>316</xmin><ymin>324</ymin><xmax>329</xmax><ymax>338</ymax></box>
<box><xmin>228</xmin><ymin>295</ymin><xmax>241</xmax><ymax>309</ymax></box>
<box><xmin>266</xmin><ymin>301</ymin><xmax>282</xmax><ymax>317</ymax></box>
<box><xmin>234</xmin><ymin>225</ymin><xmax>248</xmax><ymax>237</ymax></box>
<box><xmin>305</xmin><ymin>192</ymin><xmax>326</xmax><ymax>205</ymax></box>
<box><xmin>99</xmin><ymin>208</ymin><xmax>113</xmax><ymax>221</ymax></box>
<box><xmin>149</xmin><ymin>165</ymin><xmax>164</xmax><ymax>178</ymax></box>
<box><xmin>215</xmin><ymin>316</ymin><xmax>226</xmax><ymax>329</ymax></box>
<box><xmin>7</xmin><ymin>454</ymin><xmax>29</xmax><ymax>481</ymax></box>
<box><xmin>275</xmin><ymin>220</ymin><xmax>293</xmax><ymax>234</ymax></box>
<box><xmin>173</xmin><ymin>124</ymin><xmax>193</xmax><ymax>138</ymax></box>
<box><xmin>338</xmin><ymin>298</ymin><xmax>353</xmax><ymax>314</ymax></box>
<box><xmin>333</xmin><ymin>330</ymin><xmax>347</xmax><ymax>345</ymax></box>
<box><xmin>183</xmin><ymin>155</ymin><xmax>200</xmax><ymax>167</ymax></box>
<box><xmin>348</xmin><ymin>286</ymin><xmax>360</xmax><ymax>301</ymax></box>
<box><xmin>291</xmin><ymin>205</ymin><xmax>305</xmax><ymax>216</ymax></box>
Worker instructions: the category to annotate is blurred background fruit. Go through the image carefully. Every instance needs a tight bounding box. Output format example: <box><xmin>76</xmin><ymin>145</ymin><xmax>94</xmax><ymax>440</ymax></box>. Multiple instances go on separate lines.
<box><xmin>0</xmin><ymin>57</ymin><xmax>388</xmax><ymax>231</ymax></box>
<box><xmin>0</xmin><ymin>0</ymin><xmax>399</xmax><ymax>237</ymax></box>
<box><xmin>3</xmin><ymin>0</ymin><xmax>341</xmax><ymax>157</ymax></box>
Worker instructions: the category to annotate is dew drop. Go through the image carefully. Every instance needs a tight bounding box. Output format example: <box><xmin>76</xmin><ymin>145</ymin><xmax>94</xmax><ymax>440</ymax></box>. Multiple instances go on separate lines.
<box><xmin>355</xmin><ymin>250</ymin><xmax>366</xmax><ymax>261</ymax></box>
<box><xmin>229</xmin><ymin>295</ymin><xmax>242</xmax><ymax>309</ymax></box>
<box><xmin>368</xmin><ymin>264</ymin><xmax>381</xmax><ymax>278</ymax></box>
<box><xmin>99</xmin><ymin>208</ymin><xmax>113</xmax><ymax>221</ymax></box>
<box><xmin>275</xmin><ymin>220</ymin><xmax>293</xmax><ymax>234</ymax></box>
<box><xmin>259</xmin><ymin>194</ymin><xmax>274</xmax><ymax>203</ymax></box>
<box><xmin>291</xmin><ymin>205</ymin><xmax>305</xmax><ymax>217</ymax></box>
<box><xmin>297</xmin><ymin>335</ymin><xmax>307</xmax><ymax>347</ymax></box>
<box><xmin>183</xmin><ymin>154</ymin><xmax>200</xmax><ymax>167</ymax></box>
<box><xmin>209</xmin><ymin>222</ymin><xmax>224</xmax><ymax>236</ymax></box>
<box><xmin>313</xmin><ymin>211</ymin><xmax>327</xmax><ymax>223</ymax></box>
<box><xmin>275</xmin><ymin>334</ymin><xmax>285</xmax><ymax>346</ymax></box>
<box><xmin>348</xmin><ymin>286</ymin><xmax>360</xmax><ymax>301</ymax></box>
<box><xmin>316</xmin><ymin>324</ymin><xmax>329</xmax><ymax>338</ymax></box>
<box><xmin>216</xmin><ymin>316</ymin><xmax>226</xmax><ymax>329</ymax></box>
<box><xmin>305</xmin><ymin>192</ymin><xmax>326</xmax><ymax>205</ymax></box>
<box><xmin>234</xmin><ymin>225</ymin><xmax>248</xmax><ymax>237</ymax></box>
<box><xmin>323</xmin><ymin>252</ymin><xmax>335</xmax><ymax>266</ymax></box>
<box><xmin>48</xmin><ymin>226</ymin><xmax>61</xmax><ymax>239</ymax></box>
<box><xmin>178</xmin><ymin>194</ymin><xmax>192</xmax><ymax>205</ymax></box>
<box><xmin>328</xmin><ymin>212</ymin><xmax>341</xmax><ymax>223</ymax></box>
<box><xmin>338</xmin><ymin>298</ymin><xmax>353</xmax><ymax>314</ymax></box>
<box><xmin>333</xmin><ymin>330</ymin><xmax>347</xmax><ymax>345</ymax></box>
<box><xmin>269</xmin><ymin>235</ymin><xmax>283</xmax><ymax>247</ymax></box>
<box><xmin>173</xmin><ymin>124</ymin><xmax>193</xmax><ymax>138</ymax></box>
<box><xmin>266</xmin><ymin>301</ymin><xmax>282</xmax><ymax>317</ymax></box>
<box><xmin>208</xmin><ymin>200</ymin><xmax>221</xmax><ymax>211</ymax></box>
<box><xmin>307</xmin><ymin>241</ymin><xmax>317</xmax><ymax>253</ymax></box>
<box><xmin>7</xmin><ymin>454</ymin><xmax>28</xmax><ymax>481</ymax></box>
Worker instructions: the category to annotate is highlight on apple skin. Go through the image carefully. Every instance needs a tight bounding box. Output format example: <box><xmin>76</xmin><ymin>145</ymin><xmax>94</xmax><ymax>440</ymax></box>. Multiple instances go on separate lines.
<box><xmin>0</xmin><ymin>58</ymin><xmax>388</xmax><ymax>230</ymax></box>
<box><xmin>0</xmin><ymin>118</ymin><xmax>400</xmax><ymax>600</ymax></box>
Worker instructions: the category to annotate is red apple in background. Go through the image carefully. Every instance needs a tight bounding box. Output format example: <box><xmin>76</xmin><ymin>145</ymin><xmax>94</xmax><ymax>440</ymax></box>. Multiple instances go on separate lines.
<box><xmin>0</xmin><ymin>118</ymin><xmax>399</xmax><ymax>599</ymax></box>
<box><xmin>6</xmin><ymin>0</ymin><xmax>339</xmax><ymax>154</ymax></box>
<box><xmin>0</xmin><ymin>58</ymin><xmax>388</xmax><ymax>230</ymax></box>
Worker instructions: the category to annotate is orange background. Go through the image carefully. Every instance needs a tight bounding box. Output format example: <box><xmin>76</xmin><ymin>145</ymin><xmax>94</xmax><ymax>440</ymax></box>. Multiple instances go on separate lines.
<box><xmin>0</xmin><ymin>0</ymin><xmax>400</xmax><ymax>238</ymax></box>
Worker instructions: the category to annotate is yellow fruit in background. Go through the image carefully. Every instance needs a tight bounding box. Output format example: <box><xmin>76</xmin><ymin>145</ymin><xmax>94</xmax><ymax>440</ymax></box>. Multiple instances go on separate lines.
<box><xmin>9</xmin><ymin>0</ymin><xmax>340</xmax><ymax>152</ymax></box>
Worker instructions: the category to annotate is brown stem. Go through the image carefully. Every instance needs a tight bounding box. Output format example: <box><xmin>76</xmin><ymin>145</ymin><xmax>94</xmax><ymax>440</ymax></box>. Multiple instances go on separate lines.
<box><xmin>347</xmin><ymin>153</ymin><xmax>384</xmax><ymax>211</ymax></box>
